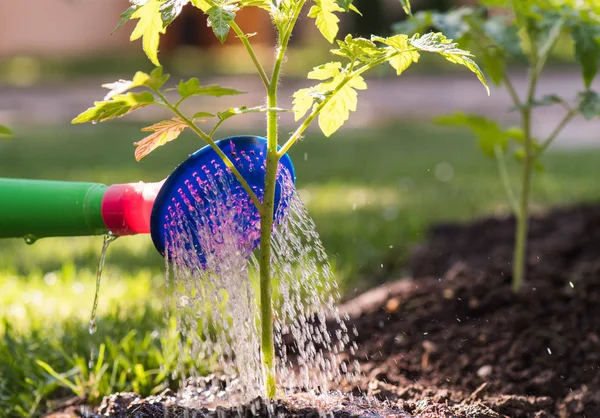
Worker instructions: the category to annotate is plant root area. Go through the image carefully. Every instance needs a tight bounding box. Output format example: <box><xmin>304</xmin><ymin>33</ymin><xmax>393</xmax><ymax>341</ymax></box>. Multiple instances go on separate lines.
<box><xmin>49</xmin><ymin>204</ymin><xmax>600</xmax><ymax>417</ymax></box>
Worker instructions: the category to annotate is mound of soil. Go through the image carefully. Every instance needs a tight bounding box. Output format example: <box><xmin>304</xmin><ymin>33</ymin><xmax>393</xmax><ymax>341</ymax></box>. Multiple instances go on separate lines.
<box><xmin>337</xmin><ymin>203</ymin><xmax>600</xmax><ymax>417</ymax></box>
<box><xmin>50</xmin><ymin>203</ymin><xmax>600</xmax><ymax>417</ymax></box>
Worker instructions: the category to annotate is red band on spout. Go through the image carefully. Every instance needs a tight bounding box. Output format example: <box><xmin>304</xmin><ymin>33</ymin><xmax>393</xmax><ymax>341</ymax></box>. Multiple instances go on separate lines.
<box><xmin>101</xmin><ymin>181</ymin><xmax>164</xmax><ymax>236</ymax></box>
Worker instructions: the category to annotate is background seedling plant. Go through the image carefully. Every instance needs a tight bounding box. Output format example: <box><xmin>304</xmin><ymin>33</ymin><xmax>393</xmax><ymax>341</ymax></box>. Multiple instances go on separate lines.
<box><xmin>398</xmin><ymin>0</ymin><xmax>600</xmax><ymax>292</ymax></box>
<box><xmin>73</xmin><ymin>0</ymin><xmax>487</xmax><ymax>398</ymax></box>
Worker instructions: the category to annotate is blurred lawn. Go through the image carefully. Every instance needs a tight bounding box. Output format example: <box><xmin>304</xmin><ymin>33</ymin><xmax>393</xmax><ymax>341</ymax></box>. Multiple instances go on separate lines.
<box><xmin>1</xmin><ymin>121</ymin><xmax>600</xmax><ymax>416</ymax></box>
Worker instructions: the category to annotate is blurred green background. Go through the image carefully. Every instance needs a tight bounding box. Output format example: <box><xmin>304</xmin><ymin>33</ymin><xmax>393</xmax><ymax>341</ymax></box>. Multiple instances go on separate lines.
<box><xmin>1</xmin><ymin>0</ymin><xmax>600</xmax><ymax>416</ymax></box>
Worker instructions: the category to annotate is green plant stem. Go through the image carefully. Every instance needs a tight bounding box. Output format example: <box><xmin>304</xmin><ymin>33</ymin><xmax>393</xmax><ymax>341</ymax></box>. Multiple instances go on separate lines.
<box><xmin>537</xmin><ymin>109</ymin><xmax>577</xmax><ymax>156</ymax></box>
<box><xmin>256</xmin><ymin>2</ymin><xmax>305</xmax><ymax>399</ymax></box>
<box><xmin>512</xmin><ymin>28</ymin><xmax>539</xmax><ymax>292</ymax></box>
<box><xmin>230</xmin><ymin>21</ymin><xmax>270</xmax><ymax>89</ymax></box>
<box><xmin>494</xmin><ymin>145</ymin><xmax>520</xmax><ymax>216</ymax></box>
<box><xmin>156</xmin><ymin>92</ymin><xmax>264</xmax><ymax>213</ymax></box>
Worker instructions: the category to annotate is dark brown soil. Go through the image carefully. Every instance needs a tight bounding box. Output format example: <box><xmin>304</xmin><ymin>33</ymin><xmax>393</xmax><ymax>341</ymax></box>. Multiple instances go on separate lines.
<box><xmin>54</xmin><ymin>203</ymin><xmax>600</xmax><ymax>417</ymax></box>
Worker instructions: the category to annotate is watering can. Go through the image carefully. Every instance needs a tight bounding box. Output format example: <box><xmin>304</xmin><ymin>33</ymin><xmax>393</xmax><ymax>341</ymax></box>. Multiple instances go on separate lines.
<box><xmin>0</xmin><ymin>135</ymin><xmax>295</xmax><ymax>259</ymax></box>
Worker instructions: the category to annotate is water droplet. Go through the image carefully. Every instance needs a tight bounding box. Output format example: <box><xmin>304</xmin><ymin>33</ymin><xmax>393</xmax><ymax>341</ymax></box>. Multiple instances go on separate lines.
<box><xmin>23</xmin><ymin>235</ymin><xmax>37</xmax><ymax>245</ymax></box>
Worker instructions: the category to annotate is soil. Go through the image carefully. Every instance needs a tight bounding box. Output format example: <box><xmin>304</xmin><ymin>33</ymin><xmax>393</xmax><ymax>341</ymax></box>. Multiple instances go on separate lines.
<box><xmin>47</xmin><ymin>203</ymin><xmax>600</xmax><ymax>417</ymax></box>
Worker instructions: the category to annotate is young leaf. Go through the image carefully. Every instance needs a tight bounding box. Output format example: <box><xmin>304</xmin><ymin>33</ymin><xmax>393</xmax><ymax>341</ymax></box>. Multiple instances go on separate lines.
<box><xmin>319</xmin><ymin>75</ymin><xmax>366</xmax><ymax>136</ymax></box>
<box><xmin>308</xmin><ymin>0</ymin><xmax>344</xmax><ymax>43</ymax></box>
<box><xmin>398</xmin><ymin>0</ymin><xmax>411</xmax><ymax>16</ymax></box>
<box><xmin>217</xmin><ymin>105</ymin><xmax>263</xmax><ymax>121</ymax></box>
<box><xmin>436</xmin><ymin>113</ymin><xmax>508</xmax><ymax>157</ymax></box>
<box><xmin>571</xmin><ymin>22</ymin><xmax>600</xmax><ymax>89</ymax></box>
<box><xmin>177</xmin><ymin>78</ymin><xmax>246</xmax><ymax>100</ymax></box>
<box><xmin>130</xmin><ymin>0</ymin><xmax>166</xmax><ymax>66</ymax></box>
<box><xmin>373</xmin><ymin>35</ymin><xmax>420</xmax><ymax>75</ymax></box>
<box><xmin>72</xmin><ymin>92</ymin><xmax>155</xmax><ymax>124</ymax></box>
<box><xmin>192</xmin><ymin>111</ymin><xmax>216</xmax><ymax>119</ymax></box>
<box><xmin>144</xmin><ymin>66</ymin><xmax>171</xmax><ymax>91</ymax></box>
<box><xmin>0</xmin><ymin>125</ymin><xmax>12</xmax><ymax>137</ymax></box>
<box><xmin>114</xmin><ymin>5</ymin><xmax>138</xmax><ymax>33</ymax></box>
<box><xmin>578</xmin><ymin>90</ymin><xmax>600</xmax><ymax>120</ymax></box>
<box><xmin>410</xmin><ymin>32</ymin><xmax>489</xmax><ymax>95</ymax></box>
<box><xmin>134</xmin><ymin>118</ymin><xmax>188</xmax><ymax>161</ymax></box>
<box><xmin>332</xmin><ymin>35</ymin><xmax>384</xmax><ymax>64</ymax></box>
<box><xmin>294</xmin><ymin>62</ymin><xmax>366</xmax><ymax>136</ymax></box>
<box><xmin>337</xmin><ymin>0</ymin><xmax>353</xmax><ymax>12</ymax></box>
<box><xmin>161</xmin><ymin>0</ymin><xmax>192</xmax><ymax>25</ymax></box>
<box><xmin>207</xmin><ymin>5</ymin><xmax>236</xmax><ymax>43</ymax></box>
<box><xmin>190</xmin><ymin>0</ymin><xmax>211</xmax><ymax>11</ymax></box>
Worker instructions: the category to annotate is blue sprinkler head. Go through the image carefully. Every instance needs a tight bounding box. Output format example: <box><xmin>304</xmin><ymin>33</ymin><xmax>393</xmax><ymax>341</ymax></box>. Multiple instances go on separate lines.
<box><xmin>150</xmin><ymin>135</ymin><xmax>296</xmax><ymax>265</ymax></box>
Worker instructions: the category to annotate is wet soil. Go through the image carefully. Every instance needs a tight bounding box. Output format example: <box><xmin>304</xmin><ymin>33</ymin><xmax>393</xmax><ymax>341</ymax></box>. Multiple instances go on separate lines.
<box><xmin>50</xmin><ymin>203</ymin><xmax>600</xmax><ymax>417</ymax></box>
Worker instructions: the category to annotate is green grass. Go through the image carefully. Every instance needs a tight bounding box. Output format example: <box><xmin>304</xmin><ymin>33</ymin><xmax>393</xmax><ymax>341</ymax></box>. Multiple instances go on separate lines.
<box><xmin>1</xmin><ymin>121</ymin><xmax>600</xmax><ymax>416</ymax></box>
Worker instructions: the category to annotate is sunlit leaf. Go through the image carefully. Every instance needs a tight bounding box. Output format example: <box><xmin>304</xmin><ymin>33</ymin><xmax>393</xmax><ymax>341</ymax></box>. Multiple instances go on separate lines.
<box><xmin>161</xmin><ymin>0</ymin><xmax>191</xmax><ymax>25</ymax></box>
<box><xmin>177</xmin><ymin>78</ymin><xmax>246</xmax><ymax>100</ymax></box>
<box><xmin>292</xmin><ymin>88</ymin><xmax>315</xmax><ymax>121</ymax></box>
<box><xmin>410</xmin><ymin>32</ymin><xmax>489</xmax><ymax>95</ymax></box>
<box><xmin>332</xmin><ymin>35</ymin><xmax>384</xmax><ymax>64</ymax></box>
<box><xmin>190</xmin><ymin>0</ymin><xmax>211</xmax><ymax>11</ymax></box>
<box><xmin>373</xmin><ymin>34</ymin><xmax>420</xmax><ymax>75</ymax></box>
<box><xmin>207</xmin><ymin>5</ymin><xmax>236</xmax><ymax>43</ymax></box>
<box><xmin>192</xmin><ymin>111</ymin><xmax>216</xmax><ymax>119</ymax></box>
<box><xmin>134</xmin><ymin>118</ymin><xmax>188</xmax><ymax>161</ymax></box>
<box><xmin>308</xmin><ymin>0</ymin><xmax>344</xmax><ymax>43</ymax></box>
<box><xmin>114</xmin><ymin>5</ymin><xmax>138</xmax><ymax>33</ymax></box>
<box><xmin>72</xmin><ymin>92</ymin><xmax>155</xmax><ymax>124</ymax></box>
<box><xmin>217</xmin><ymin>105</ymin><xmax>263</xmax><ymax>121</ymax></box>
<box><xmin>398</xmin><ymin>0</ymin><xmax>411</xmax><ymax>16</ymax></box>
<box><xmin>130</xmin><ymin>0</ymin><xmax>166</xmax><ymax>66</ymax></box>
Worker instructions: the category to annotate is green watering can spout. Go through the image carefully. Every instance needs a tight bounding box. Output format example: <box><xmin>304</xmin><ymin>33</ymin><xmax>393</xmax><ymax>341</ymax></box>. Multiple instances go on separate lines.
<box><xmin>0</xmin><ymin>178</ymin><xmax>163</xmax><ymax>240</ymax></box>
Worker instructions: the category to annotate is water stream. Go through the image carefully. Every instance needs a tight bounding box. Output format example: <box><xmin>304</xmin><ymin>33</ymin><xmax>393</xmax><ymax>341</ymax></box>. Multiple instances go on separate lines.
<box><xmin>162</xmin><ymin>167</ymin><xmax>355</xmax><ymax>404</ymax></box>
<box><xmin>89</xmin><ymin>233</ymin><xmax>118</xmax><ymax>335</ymax></box>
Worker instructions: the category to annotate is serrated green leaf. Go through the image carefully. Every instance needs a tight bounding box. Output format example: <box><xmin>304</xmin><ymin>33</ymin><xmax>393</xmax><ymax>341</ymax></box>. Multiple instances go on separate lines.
<box><xmin>72</xmin><ymin>92</ymin><xmax>155</xmax><ymax>124</ymax></box>
<box><xmin>410</xmin><ymin>32</ymin><xmax>489</xmax><ymax>95</ymax></box>
<box><xmin>571</xmin><ymin>22</ymin><xmax>600</xmax><ymax>88</ymax></box>
<box><xmin>190</xmin><ymin>0</ymin><xmax>211</xmax><ymax>11</ymax></box>
<box><xmin>336</xmin><ymin>0</ymin><xmax>353</xmax><ymax>12</ymax></box>
<box><xmin>398</xmin><ymin>0</ymin><xmax>411</xmax><ymax>15</ymax></box>
<box><xmin>130</xmin><ymin>0</ymin><xmax>165</xmax><ymax>66</ymax></box>
<box><xmin>192</xmin><ymin>111</ymin><xmax>216</xmax><ymax>119</ymax></box>
<box><xmin>114</xmin><ymin>5</ymin><xmax>138</xmax><ymax>33</ymax></box>
<box><xmin>319</xmin><ymin>75</ymin><xmax>366</xmax><ymax>136</ymax></box>
<box><xmin>178</xmin><ymin>78</ymin><xmax>246</xmax><ymax>99</ymax></box>
<box><xmin>207</xmin><ymin>6</ymin><xmax>236</xmax><ymax>43</ymax></box>
<box><xmin>332</xmin><ymin>35</ymin><xmax>383</xmax><ymax>64</ymax></box>
<box><xmin>292</xmin><ymin>88</ymin><xmax>315</xmax><ymax>121</ymax></box>
<box><xmin>217</xmin><ymin>105</ymin><xmax>263</xmax><ymax>121</ymax></box>
<box><xmin>578</xmin><ymin>90</ymin><xmax>600</xmax><ymax>120</ymax></box>
<box><xmin>308</xmin><ymin>0</ymin><xmax>344</xmax><ymax>43</ymax></box>
<box><xmin>373</xmin><ymin>34</ymin><xmax>420</xmax><ymax>75</ymax></box>
<box><xmin>436</xmin><ymin>112</ymin><xmax>508</xmax><ymax>157</ymax></box>
<box><xmin>161</xmin><ymin>0</ymin><xmax>191</xmax><ymax>26</ymax></box>
<box><xmin>240</xmin><ymin>0</ymin><xmax>271</xmax><ymax>9</ymax></box>
<box><xmin>145</xmin><ymin>67</ymin><xmax>170</xmax><ymax>91</ymax></box>
<box><xmin>101</xmin><ymin>71</ymin><xmax>152</xmax><ymax>100</ymax></box>
<box><xmin>0</xmin><ymin>125</ymin><xmax>12</xmax><ymax>137</ymax></box>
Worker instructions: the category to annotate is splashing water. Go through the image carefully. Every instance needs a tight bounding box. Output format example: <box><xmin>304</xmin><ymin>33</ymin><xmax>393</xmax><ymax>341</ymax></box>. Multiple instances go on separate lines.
<box><xmin>89</xmin><ymin>233</ymin><xmax>118</xmax><ymax>335</ymax></box>
<box><xmin>163</xmin><ymin>164</ymin><xmax>354</xmax><ymax>403</ymax></box>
